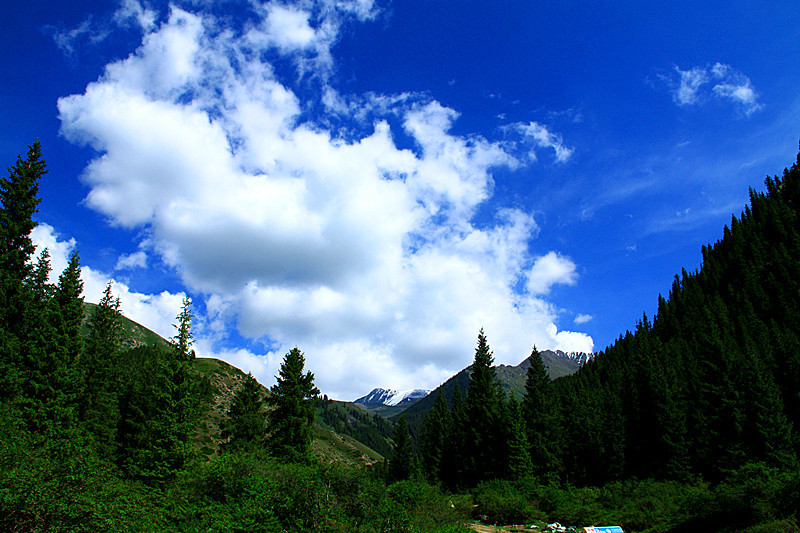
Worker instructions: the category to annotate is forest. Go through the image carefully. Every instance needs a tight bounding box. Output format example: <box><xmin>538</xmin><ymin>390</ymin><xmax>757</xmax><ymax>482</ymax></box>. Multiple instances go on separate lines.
<box><xmin>2</xmin><ymin>141</ymin><xmax>800</xmax><ymax>532</ymax></box>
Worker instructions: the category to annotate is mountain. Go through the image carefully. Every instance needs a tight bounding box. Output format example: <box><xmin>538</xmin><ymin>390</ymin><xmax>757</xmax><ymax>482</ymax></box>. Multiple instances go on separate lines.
<box><xmin>192</xmin><ymin>357</ymin><xmax>385</xmax><ymax>466</ymax></box>
<box><xmin>315</xmin><ymin>398</ymin><xmax>396</xmax><ymax>458</ymax></box>
<box><xmin>394</xmin><ymin>349</ymin><xmax>593</xmax><ymax>431</ymax></box>
<box><xmin>354</xmin><ymin>388</ymin><xmax>430</xmax><ymax>406</ymax></box>
<box><xmin>82</xmin><ymin>305</ymin><xmax>388</xmax><ymax>467</ymax></box>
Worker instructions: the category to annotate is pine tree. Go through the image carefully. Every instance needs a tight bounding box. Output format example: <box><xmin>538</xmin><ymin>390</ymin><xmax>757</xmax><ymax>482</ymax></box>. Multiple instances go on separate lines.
<box><xmin>54</xmin><ymin>250</ymin><xmax>84</xmax><ymax>357</ymax></box>
<box><xmin>419</xmin><ymin>388</ymin><xmax>450</xmax><ymax>483</ymax></box>
<box><xmin>266</xmin><ymin>347</ymin><xmax>319</xmax><ymax>462</ymax></box>
<box><xmin>506</xmin><ymin>395</ymin><xmax>533</xmax><ymax>480</ymax></box>
<box><xmin>0</xmin><ymin>141</ymin><xmax>46</xmax><ymax>401</ymax></box>
<box><xmin>464</xmin><ymin>329</ymin><xmax>504</xmax><ymax>484</ymax></box>
<box><xmin>52</xmin><ymin>249</ymin><xmax>85</xmax><ymax>411</ymax></box>
<box><xmin>81</xmin><ymin>282</ymin><xmax>124</xmax><ymax>459</ymax></box>
<box><xmin>441</xmin><ymin>383</ymin><xmax>467</xmax><ymax>489</ymax></box>
<box><xmin>522</xmin><ymin>346</ymin><xmax>560</xmax><ymax>479</ymax></box>
<box><xmin>0</xmin><ymin>141</ymin><xmax>45</xmax><ymax>333</ymax></box>
<box><xmin>117</xmin><ymin>346</ymin><xmax>191</xmax><ymax>481</ymax></box>
<box><xmin>389</xmin><ymin>414</ymin><xmax>414</xmax><ymax>483</ymax></box>
<box><xmin>222</xmin><ymin>373</ymin><xmax>267</xmax><ymax>451</ymax></box>
<box><xmin>172</xmin><ymin>295</ymin><xmax>195</xmax><ymax>361</ymax></box>
<box><xmin>117</xmin><ymin>298</ymin><xmax>197</xmax><ymax>480</ymax></box>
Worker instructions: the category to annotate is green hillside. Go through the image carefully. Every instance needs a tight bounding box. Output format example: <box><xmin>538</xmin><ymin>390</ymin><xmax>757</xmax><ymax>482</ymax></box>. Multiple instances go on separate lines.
<box><xmin>83</xmin><ymin>302</ymin><xmax>172</xmax><ymax>351</ymax></box>
<box><xmin>190</xmin><ymin>356</ymin><xmax>386</xmax><ymax>466</ymax></box>
<box><xmin>316</xmin><ymin>398</ymin><xmax>396</xmax><ymax>458</ymax></box>
<box><xmin>395</xmin><ymin>349</ymin><xmax>587</xmax><ymax>435</ymax></box>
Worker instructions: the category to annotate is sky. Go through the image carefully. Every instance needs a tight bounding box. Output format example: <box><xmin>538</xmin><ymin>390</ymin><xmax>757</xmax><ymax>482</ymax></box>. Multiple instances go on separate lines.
<box><xmin>1</xmin><ymin>0</ymin><xmax>798</xmax><ymax>400</ymax></box>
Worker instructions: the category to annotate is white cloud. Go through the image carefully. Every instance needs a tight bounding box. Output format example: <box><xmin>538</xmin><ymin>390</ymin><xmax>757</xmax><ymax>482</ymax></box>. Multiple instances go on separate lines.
<box><xmin>673</xmin><ymin>66</ymin><xmax>708</xmax><ymax>105</ymax></box>
<box><xmin>574</xmin><ymin>313</ymin><xmax>593</xmax><ymax>325</ymax></box>
<box><xmin>56</xmin><ymin>0</ymin><xmax>592</xmax><ymax>399</ymax></box>
<box><xmin>114</xmin><ymin>0</ymin><xmax>157</xmax><ymax>32</ymax></box>
<box><xmin>260</xmin><ymin>5</ymin><xmax>317</xmax><ymax>52</ymax></box>
<box><xmin>515</xmin><ymin>121</ymin><xmax>574</xmax><ymax>162</ymax></box>
<box><xmin>526</xmin><ymin>251</ymin><xmax>578</xmax><ymax>295</ymax></box>
<box><xmin>115</xmin><ymin>251</ymin><xmax>148</xmax><ymax>270</ymax></box>
<box><xmin>664</xmin><ymin>63</ymin><xmax>762</xmax><ymax>116</ymax></box>
<box><xmin>49</xmin><ymin>0</ymin><xmax>156</xmax><ymax>57</ymax></box>
<box><xmin>31</xmin><ymin>224</ymin><xmax>77</xmax><ymax>282</ymax></box>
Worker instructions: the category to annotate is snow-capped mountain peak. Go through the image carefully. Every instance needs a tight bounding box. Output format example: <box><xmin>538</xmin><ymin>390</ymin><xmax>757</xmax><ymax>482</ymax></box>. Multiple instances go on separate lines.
<box><xmin>354</xmin><ymin>388</ymin><xmax>430</xmax><ymax>406</ymax></box>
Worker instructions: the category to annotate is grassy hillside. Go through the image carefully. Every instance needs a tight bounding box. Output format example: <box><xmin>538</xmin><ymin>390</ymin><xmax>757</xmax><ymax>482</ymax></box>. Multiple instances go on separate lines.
<box><xmin>86</xmin><ymin>304</ymin><xmax>387</xmax><ymax>468</ymax></box>
<box><xmin>83</xmin><ymin>302</ymin><xmax>172</xmax><ymax>351</ymax></box>
<box><xmin>191</xmin><ymin>357</ymin><xmax>385</xmax><ymax>467</ymax></box>
<box><xmin>316</xmin><ymin>399</ymin><xmax>395</xmax><ymax>457</ymax></box>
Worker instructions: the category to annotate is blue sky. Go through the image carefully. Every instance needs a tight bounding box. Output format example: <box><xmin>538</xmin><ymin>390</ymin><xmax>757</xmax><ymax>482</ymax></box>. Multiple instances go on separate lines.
<box><xmin>1</xmin><ymin>0</ymin><xmax>798</xmax><ymax>399</ymax></box>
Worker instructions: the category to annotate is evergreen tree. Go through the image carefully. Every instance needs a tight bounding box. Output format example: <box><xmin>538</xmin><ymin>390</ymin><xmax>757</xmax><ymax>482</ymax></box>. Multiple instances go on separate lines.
<box><xmin>266</xmin><ymin>347</ymin><xmax>319</xmax><ymax>462</ymax></box>
<box><xmin>506</xmin><ymin>395</ymin><xmax>533</xmax><ymax>480</ymax></box>
<box><xmin>117</xmin><ymin>298</ymin><xmax>197</xmax><ymax>480</ymax></box>
<box><xmin>51</xmin><ymin>249</ymin><xmax>85</xmax><ymax>412</ymax></box>
<box><xmin>222</xmin><ymin>373</ymin><xmax>267</xmax><ymax>451</ymax></box>
<box><xmin>419</xmin><ymin>388</ymin><xmax>450</xmax><ymax>483</ymax></box>
<box><xmin>389</xmin><ymin>415</ymin><xmax>414</xmax><ymax>483</ymax></box>
<box><xmin>172</xmin><ymin>295</ymin><xmax>195</xmax><ymax>360</ymax></box>
<box><xmin>464</xmin><ymin>329</ymin><xmax>504</xmax><ymax>484</ymax></box>
<box><xmin>81</xmin><ymin>282</ymin><xmax>124</xmax><ymax>459</ymax></box>
<box><xmin>117</xmin><ymin>346</ymin><xmax>191</xmax><ymax>481</ymax></box>
<box><xmin>522</xmin><ymin>346</ymin><xmax>561</xmax><ymax>480</ymax></box>
<box><xmin>0</xmin><ymin>141</ymin><xmax>45</xmax><ymax>333</ymax></box>
<box><xmin>54</xmin><ymin>249</ymin><xmax>84</xmax><ymax>359</ymax></box>
<box><xmin>0</xmin><ymin>141</ymin><xmax>46</xmax><ymax>402</ymax></box>
<box><xmin>441</xmin><ymin>383</ymin><xmax>467</xmax><ymax>489</ymax></box>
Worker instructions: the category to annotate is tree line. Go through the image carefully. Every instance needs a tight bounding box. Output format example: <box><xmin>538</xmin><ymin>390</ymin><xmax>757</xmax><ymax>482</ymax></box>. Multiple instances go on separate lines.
<box><xmin>0</xmin><ymin>142</ymin><xmax>337</xmax><ymax>531</ymax></box>
<box><xmin>394</xmin><ymin>145</ymin><xmax>800</xmax><ymax>492</ymax></box>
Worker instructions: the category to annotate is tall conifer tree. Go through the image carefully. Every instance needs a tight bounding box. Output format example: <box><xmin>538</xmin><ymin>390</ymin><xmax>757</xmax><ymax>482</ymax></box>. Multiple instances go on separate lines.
<box><xmin>464</xmin><ymin>329</ymin><xmax>504</xmax><ymax>484</ymax></box>
<box><xmin>420</xmin><ymin>388</ymin><xmax>450</xmax><ymax>483</ymax></box>
<box><xmin>81</xmin><ymin>282</ymin><xmax>124</xmax><ymax>459</ymax></box>
<box><xmin>266</xmin><ymin>347</ymin><xmax>319</xmax><ymax>462</ymax></box>
<box><xmin>389</xmin><ymin>415</ymin><xmax>414</xmax><ymax>483</ymax></box>
<box><xmin>222</xmin><ymin>373</ymin><xmax>267</xmax><ymax>451</ymax></box>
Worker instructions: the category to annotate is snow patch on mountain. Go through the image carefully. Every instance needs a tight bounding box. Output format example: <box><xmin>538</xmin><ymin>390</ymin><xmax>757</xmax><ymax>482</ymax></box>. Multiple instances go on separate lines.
<box><xmin>354</xmin><ymin>388</ymin><xmax>430</xmax><ymax>406</ymax></box>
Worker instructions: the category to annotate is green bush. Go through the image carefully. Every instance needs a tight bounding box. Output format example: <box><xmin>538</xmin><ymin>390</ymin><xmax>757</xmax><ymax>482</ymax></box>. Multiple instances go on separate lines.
<box><xmin>472</xmin><ymin>479</ymin><xmax>543</xmax><ymax>524</ymax></box>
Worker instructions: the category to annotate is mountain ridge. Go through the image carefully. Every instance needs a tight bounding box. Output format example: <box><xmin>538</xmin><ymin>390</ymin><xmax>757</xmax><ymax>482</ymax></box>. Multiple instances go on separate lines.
<box><xmin>354</xmin><ymin>388</ymin><xmax>430</xmax><ymax>406</ymax></box>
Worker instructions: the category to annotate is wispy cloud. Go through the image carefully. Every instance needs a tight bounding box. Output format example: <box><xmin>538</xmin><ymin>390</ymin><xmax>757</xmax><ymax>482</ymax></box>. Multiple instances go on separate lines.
<box><xmin>514</xmin><ymin>121</ymin><xmax>574</xmax><ymax>163</ymax></box>
<box><xmin>48</xmin><ymin>0</ymin><xmax>156</xmax><ymax>56</ymax></box>
<box><xmin>661</xmin><ymin>62</ymin><xmax>762</xmax><ymax>116</ymax></box>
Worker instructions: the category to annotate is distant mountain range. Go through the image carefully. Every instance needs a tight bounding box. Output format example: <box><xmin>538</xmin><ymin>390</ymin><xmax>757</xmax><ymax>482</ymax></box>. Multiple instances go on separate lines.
<box><xmin>354</xmin><ymin>388</ymin><xmax>431</xmax><ymax>406</ymax></box>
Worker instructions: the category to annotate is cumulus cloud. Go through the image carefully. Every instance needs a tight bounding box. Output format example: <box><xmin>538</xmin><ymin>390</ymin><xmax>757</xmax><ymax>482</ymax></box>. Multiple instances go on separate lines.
<box><xmin>574</xmin><ymin>313</ymin><xmax>593</xmax><ymax>325</ymax></box>
<box><xmin>662</xmin><ymin>63</ymin><xmax>762</xmax><ymax>116</ymax></box>
<box><xmin>115</xmin><ymin>251</ymin><xmax>148</xmax><ymax>270</ymax></box>
<box><xmin>526</xmin><ymin>252</ymin><xmax>578</xmax><ymax>295</ymax></box>
<box><xmin>56</xmin><ymin>0</ymin><xmax>590</xmax><ymax>399</ymax></box>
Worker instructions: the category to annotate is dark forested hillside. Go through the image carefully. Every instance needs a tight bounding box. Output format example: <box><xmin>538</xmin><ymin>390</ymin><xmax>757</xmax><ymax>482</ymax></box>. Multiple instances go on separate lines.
<box><xmin>396</xmin><ymin>349</ymin><xmax>590</xmax><ymax>444</ymax></box>
<box><xmin>543</xmin><ymin>147</ymin><xmax>800</xmax><ymax>486</ymax></box>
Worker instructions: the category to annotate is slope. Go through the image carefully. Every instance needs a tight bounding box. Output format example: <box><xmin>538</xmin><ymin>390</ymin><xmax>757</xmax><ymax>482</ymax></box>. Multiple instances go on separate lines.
<box><xmin>544</xmin><ymin>146</ymin><xmax>800</xmax><ymax>485</ymax></box>
<box><xmin>395</xmin><ymin>349</ymin><xmax>591</xmax><ymax>436</ymax></box>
